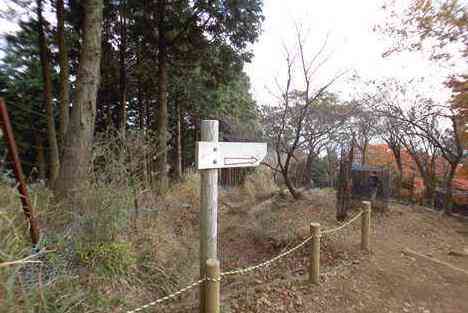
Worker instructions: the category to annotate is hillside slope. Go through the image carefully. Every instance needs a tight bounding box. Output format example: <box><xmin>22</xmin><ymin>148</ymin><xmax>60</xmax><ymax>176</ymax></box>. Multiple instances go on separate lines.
<box><xmin>223</xmin><ymin>201</ymin><xmax>468</xmax><ymax>313</ymax></box>
<box><xmin>161</xmin><ymin>191</ymin><xmax>468</xmax><ymax>313</ymax></box>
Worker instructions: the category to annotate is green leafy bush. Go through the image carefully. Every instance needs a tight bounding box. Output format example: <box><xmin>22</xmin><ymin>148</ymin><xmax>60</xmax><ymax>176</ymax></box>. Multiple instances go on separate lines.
<box><xmin>77</xmin><ymin>241</ymin><xmax>135</xmax><ymax>277</ymax></box>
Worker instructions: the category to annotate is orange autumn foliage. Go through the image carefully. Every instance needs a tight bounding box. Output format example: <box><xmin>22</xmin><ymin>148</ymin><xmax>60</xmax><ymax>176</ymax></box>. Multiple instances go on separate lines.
<box><xmin>365</xmin><ymin>144</ymin><xmax>468</xmax><ymax>196</ymax></box>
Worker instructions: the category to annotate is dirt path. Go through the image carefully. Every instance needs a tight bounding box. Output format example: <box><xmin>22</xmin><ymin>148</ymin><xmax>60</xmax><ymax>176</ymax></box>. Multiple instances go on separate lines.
<box><xmin>217</xmin><ymin>201</ymin><xmax>468</xmax><ymax>313</ymax></box>
<box><xmin>160</xmin><ymin>193</ymin><xmax>468</xmax><ymax>313</ymax></box>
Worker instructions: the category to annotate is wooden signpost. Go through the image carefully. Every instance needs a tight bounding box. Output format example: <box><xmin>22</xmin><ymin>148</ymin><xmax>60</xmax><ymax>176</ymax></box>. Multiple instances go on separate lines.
<box><xmin>196</xmin><ymin>120</ymin><xmax>267</xmax><ymax>313</ymax></box>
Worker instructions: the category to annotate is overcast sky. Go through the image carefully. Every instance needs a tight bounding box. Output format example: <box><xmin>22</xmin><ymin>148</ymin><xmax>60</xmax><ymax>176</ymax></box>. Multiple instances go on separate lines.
<box><xmin>244</xmin><ymin>0</ymin><xmax>462</xmax><ymax>106</ymax></box>
<box><xmin>0</xmin><ymin>0</ymin><xmax>464</xmax><ymax>106</ymax></box>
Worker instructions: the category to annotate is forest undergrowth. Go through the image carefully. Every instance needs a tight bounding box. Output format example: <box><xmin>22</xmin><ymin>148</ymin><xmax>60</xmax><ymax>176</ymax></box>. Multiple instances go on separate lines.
<box><xmin>2</xmin><ymin>171</ymin><xmax>467</xmax><ymax>313</ymax></box>
<box><xmin>0</xmin><ymin>157</ymin><xmax>293</xmax><ymax>313</ymax></box>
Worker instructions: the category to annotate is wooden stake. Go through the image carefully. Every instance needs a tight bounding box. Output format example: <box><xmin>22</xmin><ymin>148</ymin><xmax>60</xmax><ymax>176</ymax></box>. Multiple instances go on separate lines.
<box><xmin>199</xmin><ymin>120</ymin><xmax>218</xmax><ymax>313</ymax></box>
<box><xmin>361</xmin><ymin>201</ymin><xmax>371</xmax><ymax>251</ymax></box>
<box><xmin>0</xmin><ymin>98</ymin><xmax>40</xmax><ymax>246</ymax></box>
<box><xmin>205</xmin><ymin>258</ymin><xmax>220</xmax><ymax>313</ymax></box>
<box><xmin>309</xmin><ymin>222</ymin><xmax>321</xmax><ymax>284</ymax></box>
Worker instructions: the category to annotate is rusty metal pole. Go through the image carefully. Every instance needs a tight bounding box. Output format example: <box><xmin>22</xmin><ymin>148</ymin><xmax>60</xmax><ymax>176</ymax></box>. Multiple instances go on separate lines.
<box><xmin>0</xmin><ymin>98</ymin><xmax>40</xmax><ymax>246</ymax></box>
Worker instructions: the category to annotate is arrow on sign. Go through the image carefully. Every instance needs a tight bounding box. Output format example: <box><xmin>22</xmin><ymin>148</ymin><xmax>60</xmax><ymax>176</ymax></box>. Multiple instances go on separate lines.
<box><xmin>196</xmin><ymin>142</ymin><xmax>267</xmax><ymax>169</ymax></box>
<box><xmin>224</xmin><ymin>156</ymin><xmax>259</xmax><ymax>166</ymax></box>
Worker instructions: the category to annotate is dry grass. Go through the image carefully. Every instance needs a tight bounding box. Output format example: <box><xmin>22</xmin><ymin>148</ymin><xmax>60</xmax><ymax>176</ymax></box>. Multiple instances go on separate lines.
<box><xmin>0</xmin><ymin>177</ymin><xmax>200</xmax><ymax>312</ymax></box>
<box><xmin>241</xmin><ymin>167</ymin><xmax>279</xmax><ymax>203</ymax></box>
<box><xmin>0</xmin><ymin>133</ymin><xmax>203</xmax><ymax>312</ymax></box>
<box><xmin>2</xmin><ymin>159</ymin><xmax>332</xmax><ymax>312</ymax></box>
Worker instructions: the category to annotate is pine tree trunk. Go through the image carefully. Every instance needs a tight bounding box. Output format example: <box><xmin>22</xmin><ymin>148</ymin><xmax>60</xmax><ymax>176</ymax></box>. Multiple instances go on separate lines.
<box><xmin>138</xmin><ymin>93</ymin><xmax>149</xmax><ymax>186</ymax></box>
<box><xmin>56</xmin><ymin>0</ymin><xmax>70</xmax><ymax>150</ymax></box>
<box><xmin>136</xmin><ymin>57</ymin><xmax>144</xmax><ymax>129</ymax></box>
<box><xmin>56</xmin><ymin>0</ymin><xmax>103</xmax><ymax>199</ymax></box>
<box><xmin>119</xmin><ymin>0</ymin><xmax>127</xmax><ymax>137</ymax></box>
<box><xmin>157</xmin><ymin>0</ymin><xmax>169</xmax><ymax>193</ymax></box>
<box><xmin>175</xmin><ymin>100</ymin><xmax>183</xmax><ymax>180</ymax></box>
<box><xmin>34</xmin><ymin>133</ymin><xmax>46</xmax><ymax>181</ymax></box>
<box><xmin>144</xmin><ymin>97</ymin><xmax>151</xmax><ymax>186</ymax></box>
<box><xmin>37</xmin><ymin>0</ymin><xmax>60</xmax><ymax>187</ymax></box>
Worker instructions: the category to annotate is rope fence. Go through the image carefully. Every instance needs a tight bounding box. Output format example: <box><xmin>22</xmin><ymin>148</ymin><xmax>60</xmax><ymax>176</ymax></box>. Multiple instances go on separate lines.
<box><xmin>322</xmin><ymin>210</ymin><xmax>363</xmax><ymax>235</ymax></box>
<box><xmin>124</xmin><ymin>201</ymin><xmax>372</xmax><ymax>313</ymax></box>
<box><xmin>125</xmin><ymin>279</ymin><xmax>206</xmax><ymax>313</ymax></box>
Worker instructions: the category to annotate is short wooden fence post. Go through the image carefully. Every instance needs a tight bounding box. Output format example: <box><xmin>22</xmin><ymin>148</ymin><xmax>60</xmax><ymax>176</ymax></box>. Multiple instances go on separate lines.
<box><xmin>205</xmin><ymin>258</ymin><xmax>220</xmax><ymax>313</ymax></box>
<box><xmin>361</xmin><ymin>201</ymin><xmax>371</xmax><ymax>251</ymax></box>
<box><xmin>309</xmin><ymin>223</ymin><xmax>321</xmax><ymax>284</ymax></box>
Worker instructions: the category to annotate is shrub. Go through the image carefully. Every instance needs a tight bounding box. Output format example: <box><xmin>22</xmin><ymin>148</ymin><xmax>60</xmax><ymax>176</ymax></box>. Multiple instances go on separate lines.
<box><xmin>242</xmin><ymin>167</ymin><xmax>278</xmax><ymax>203</ymax></box>
<box><xmin>77</xmin><ymin>241</ymin><xmax>135</xmax><ymax>276</ymax></box>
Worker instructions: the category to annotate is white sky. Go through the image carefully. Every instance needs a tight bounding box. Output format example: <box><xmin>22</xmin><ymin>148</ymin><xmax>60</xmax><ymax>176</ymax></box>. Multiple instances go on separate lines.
<box><xmin>244</xmin><ymin>0</ymin><xmax>463</xmax><ymax>106</ymax></box>
<box><xmin>0</xmin><ymin>1</ymin><xmax>36</xmax><ymax>33</ymax></box>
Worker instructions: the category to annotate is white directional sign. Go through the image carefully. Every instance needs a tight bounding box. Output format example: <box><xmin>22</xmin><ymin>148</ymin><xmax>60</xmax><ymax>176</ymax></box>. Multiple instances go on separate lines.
<box><xmin>196</xmin><ymin>142</ymin><xmax>267</xmax><ymax>169</ymax></box>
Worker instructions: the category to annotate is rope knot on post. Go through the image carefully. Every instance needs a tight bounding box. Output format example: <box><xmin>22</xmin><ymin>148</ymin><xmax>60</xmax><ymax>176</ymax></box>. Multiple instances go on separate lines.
<box><xmin>205</xmin><ymin>258</ymin><xmax>220</xmax><ymax>313</ymax></box>
<box><xmin>205</xmin><ymin>277</ymin><xmax>222</xmax><ymax>282</ymax></box>
<box><xmin>311</xmin><ymin>231</ymin><xmax>322</xmax><ymax>239</ymax></box>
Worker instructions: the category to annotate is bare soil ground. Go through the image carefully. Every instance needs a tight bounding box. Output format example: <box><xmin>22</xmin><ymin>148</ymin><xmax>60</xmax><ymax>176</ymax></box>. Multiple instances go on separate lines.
<box><xmin>162</xmin><ymin>189</ymin><xmax>468</xmax><ymax>313</ymax></box>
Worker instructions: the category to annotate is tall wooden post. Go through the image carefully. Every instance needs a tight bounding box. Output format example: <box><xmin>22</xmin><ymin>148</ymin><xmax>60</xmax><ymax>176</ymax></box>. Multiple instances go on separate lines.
<box><xmin>0</xmin><ymin>98</ymin><xmax>40</xmax><ymax>246</ymax></box>
<box><xmin>309</xmin><ymin>222</ymin><xmax>321</xmax><ymax>284</ymax></box>
<box><xmin>200</xmin><ymin>120</ymin><xmax>218</xmax><ymax>313</ymax></box>
<box><xmin>205</xmin><ymin>258</ymin><xmax>220</xmax><ymax>313</ymax></box>
<box><xmin>361</xmin><ymin>201</ymin><xmax>371</xmax><ymax>251</ymax></box>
